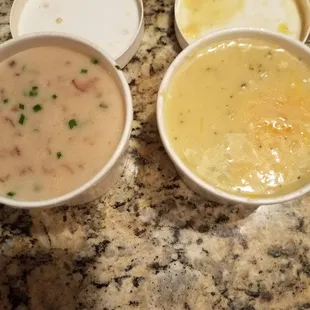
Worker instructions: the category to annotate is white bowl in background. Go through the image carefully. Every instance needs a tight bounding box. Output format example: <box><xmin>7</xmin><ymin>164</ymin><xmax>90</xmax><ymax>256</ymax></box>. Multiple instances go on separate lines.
<box><xmin>157</xmin><ymin>28</ymin><xmax>310</xmax><ymax>205</ymax></box>
<box><xmin>9</xmin><ymin>0</ymin><xmax>144</xmax><ymax>68</ymax></box>
<box><xmin>0</xmin><ymin>33</ymin><xmax>133</xmax><ymax>209</ymax></box>
<box><xmin>174</xmin><ymin>0</ymin><xmax>310</xmax><ymax>49</ymax></box>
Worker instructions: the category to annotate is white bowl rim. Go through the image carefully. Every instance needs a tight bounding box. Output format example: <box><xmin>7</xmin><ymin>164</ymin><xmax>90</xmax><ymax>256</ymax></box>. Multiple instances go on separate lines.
<box><xmin>0</xmin><ymin>32</ymin><xmax>133</xmax><ymax>208</ymax></box>
<box><xmin>157</xmin><ymin>27</ymin><xmax>310</xmax><ymax>206</ymax></box>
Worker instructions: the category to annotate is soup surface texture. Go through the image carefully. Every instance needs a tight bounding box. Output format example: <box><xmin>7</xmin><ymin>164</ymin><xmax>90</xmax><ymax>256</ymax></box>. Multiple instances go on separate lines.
<box><xmin>164</xmin><ymin>39</ymin><xmax>310</xmax><ymax>197</ymax></box>
<box><xmin>177</xmin><ymin>0</ymin><xmax>302</xmax><ymax>43</ymax></box>
<box><xmin>0</xmin><ymin>47</ymin><xmax>124</xmax><ymax>201</ymax></box>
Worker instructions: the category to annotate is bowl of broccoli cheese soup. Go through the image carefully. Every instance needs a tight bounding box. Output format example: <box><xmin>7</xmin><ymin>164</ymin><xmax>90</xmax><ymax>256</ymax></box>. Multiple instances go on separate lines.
<box><xmin>0</xmin><ymin>33</ymin><xmax>132</xmax><ymax>208</ymax></box>
<box><xmin>157</xmin><ymin>28</ymin><xmax>310</xmax><ymax>205</ymax></box>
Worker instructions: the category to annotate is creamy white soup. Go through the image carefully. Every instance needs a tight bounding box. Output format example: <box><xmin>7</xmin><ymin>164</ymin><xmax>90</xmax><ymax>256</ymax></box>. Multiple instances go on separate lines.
<box><xmin>164</xmin><ymin>39</ymin><xmax>310</xmax><ymax>197</ymax></box>
<box><xmin>0</xmin><ymin>47</ymin><xmax>125</xmax><ymax>201</ymax></box>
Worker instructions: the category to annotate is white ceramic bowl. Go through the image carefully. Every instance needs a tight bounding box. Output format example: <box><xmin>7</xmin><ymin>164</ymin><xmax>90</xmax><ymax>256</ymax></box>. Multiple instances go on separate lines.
<box><xmin>9</xmin><ymin>0</ymin><xmax>145</xmax><ymax>68</ymax></box>
<box><xmin>157</xmin><ymin>28</ymin><xmax>310</xmax><ymax>206</ymax></box>
<box><xmin>174</xmin><ymin>0</ymin><xmax>310</xmax><ymax>49</ymax></box>
<box><xmin>0</xmin><ymin>33</ymin><xmax>133</xmax><ymax>209</ymax></box>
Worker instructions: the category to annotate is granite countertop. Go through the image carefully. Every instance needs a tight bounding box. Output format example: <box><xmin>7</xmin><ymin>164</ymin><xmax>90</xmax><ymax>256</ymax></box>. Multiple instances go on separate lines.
<box><xmin>1</xmin><ymin>0</ymin><xmax>310</xmax><ymax>309</ymax></box>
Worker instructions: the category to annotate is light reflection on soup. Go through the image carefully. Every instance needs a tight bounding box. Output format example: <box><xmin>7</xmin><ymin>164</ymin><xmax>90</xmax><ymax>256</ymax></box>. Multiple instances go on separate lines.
<box><xmin>0</xmin><ymin>47</ymin><xmax>125</xmax><ymax>201</ymax></box>
<box><xmin>164</xmin><ymin>39</ymin><xmax>310</xmax><ymax>197</ymax></box>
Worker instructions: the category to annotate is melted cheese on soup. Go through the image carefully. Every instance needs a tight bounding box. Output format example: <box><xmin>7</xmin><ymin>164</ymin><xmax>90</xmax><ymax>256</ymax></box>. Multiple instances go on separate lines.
<box><xmin>0</xmin><ymin>47</ymin><xmax>125</xmax><ymax>201</ymax></box>
<box><xmin>176</xmin><ymin>0</ymin><xmax>302</xmax><ymax>43</ymax></box>
<box><xmin>164</xmin><ymin>39</ymin><xmax>310</xmax><ymax>197</ymax></box>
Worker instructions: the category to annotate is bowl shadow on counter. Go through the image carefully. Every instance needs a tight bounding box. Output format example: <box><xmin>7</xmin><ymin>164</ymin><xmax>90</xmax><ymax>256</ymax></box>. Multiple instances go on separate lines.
<box><xmin>0</xmin><ymin>201</ymin><xmax>110</xmax><ymax>310</ymax></box>
<box><xmin>131</xmin><ymin>111</ymin><xmax>260</xmax><ymax>236</ymax></box>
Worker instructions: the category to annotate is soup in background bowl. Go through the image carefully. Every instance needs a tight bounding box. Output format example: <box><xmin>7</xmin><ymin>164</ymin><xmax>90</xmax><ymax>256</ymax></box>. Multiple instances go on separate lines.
<box><xmin>0</xmin><ymin>33</ymin><xmax>133</xmax><ymax>208</ymax></box>
<box><xmin>157</xmin><ymin>28</ymin><xmax>310</xmax><ymax>205</ymax></box>
<box><xmin>174</xmin><ymin>0</ymin><xmax>310</xmax><ymax>48</ymax></box>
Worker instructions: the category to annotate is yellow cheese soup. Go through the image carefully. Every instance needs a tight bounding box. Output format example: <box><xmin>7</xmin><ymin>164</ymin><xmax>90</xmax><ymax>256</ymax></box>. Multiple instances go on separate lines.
<box><xmin>177</xmin><ymin>0</ymin><xmax>303</xmax><ymax>43</ymax></box>
<box><xmin>164</xmin><ymin>39</ymin><xmax>310</xmax><ymax>197</ymax></box>
<box><xmin>0</xmin><ymin>47</ymin><xmax>125</xmax><ymax>201</ymax></box>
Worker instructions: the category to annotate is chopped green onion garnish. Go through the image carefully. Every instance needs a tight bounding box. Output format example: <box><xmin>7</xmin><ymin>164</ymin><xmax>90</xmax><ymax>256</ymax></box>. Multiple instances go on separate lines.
<box><xmin>57</xmin><ymin>152</ymin><xmax>62</xmax><ymax>159</ymax></box>
<box><xmin>80</xmin><ymin>69</ymin><xmax>88</xmax><ymax>74</ymax></box>
<box><xmin>33</xmin><ymin>104</ymin><xmax>42</xmax><ymax>112</ymax></box>
<box><xmin>91</xmin><ymin>58</ymin><xmax>99</xmax><ymax>64</ymax></box>
<box><xmin>18</xmin><ymin>114</ymin><xmax>25</xmax><ymax>125</ymax></box>
<box><xmin>29</xmin><ymin>86</ymin><xmax>38</xmax><ymax>97</ymax></box>
<box><xmin>19</xmin><ymin>103</ymin><xmax>24</xmax><ymax>110</ymax></box>
<box><xmin>52</xmin><ymin>94</ymin><xmax>57</xmax><ymax>99</ymax></box>
<box><xmin>29</xmin><ymin>90</ymin><xmax>38</xmax><ymax>97</ymax></box>
<box><xmin>3</xmin><ymin>98</ymin><xmax>8</xmax><ymax>104</ymax></box>
<box><xmin>7</xmin><ymin>192</ymin><xmax>15</xmax><ymax>197</ymax></box>
<box><xmin>68</xmin><ymin>119</ymin><xmax>77</xmax><ymax>129</ymax></box>
<box><xmin>115</xmin><ymin>65</ymin><xmax>121</xmax><ymax>70</ymax></box>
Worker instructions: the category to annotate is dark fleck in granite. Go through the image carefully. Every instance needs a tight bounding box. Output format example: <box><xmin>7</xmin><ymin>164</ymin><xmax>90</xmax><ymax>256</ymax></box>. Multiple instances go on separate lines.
<box><xmin>1</xmin><ymin>0</ymin><xmax>310</xmax><ymax>309</ymax></box>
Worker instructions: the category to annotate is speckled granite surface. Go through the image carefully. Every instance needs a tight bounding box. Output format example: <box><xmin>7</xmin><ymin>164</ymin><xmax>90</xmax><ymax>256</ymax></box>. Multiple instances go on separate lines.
<box><xmin>1</xmin><ymin>0</ymin><xmax>310</xmax><ymax>309</ymax></box>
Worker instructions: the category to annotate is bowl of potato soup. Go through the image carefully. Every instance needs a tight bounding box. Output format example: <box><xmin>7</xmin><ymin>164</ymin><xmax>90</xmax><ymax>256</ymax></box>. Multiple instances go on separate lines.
<box><xmin>157</xmin><ymin>28</ymin><xmax>310</xmax><ymax>205</ymax></box>
<box><xmin>0</xmin><ymin>33</ymin><xmax>132</xmax><ymax>208</ymax></box>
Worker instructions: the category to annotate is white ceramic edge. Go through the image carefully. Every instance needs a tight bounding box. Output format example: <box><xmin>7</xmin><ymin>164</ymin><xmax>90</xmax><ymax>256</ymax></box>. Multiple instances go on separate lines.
<box><xmin>9</xmin><ymin>0</ymin><xmax>19</xmax><ymax>38</ymax></box>
<box><xmin>174</xmin><ymin>0</ymin><xmax>188</xmax><ymax>50</ymax></box>
<box><xmin>9</xmin><ymin>0</ymin><xmax>144</xmax><ymax>68</ymax></box>
<box><xmin>116</xmin><ymin>0</ymin><xmax>144</xmax><ymax>68</ymax></box>
<box><xmin>174</xmin><ymin>0</ymin><xmax>310</xmax><ymax>50</ymax></box>
<box><xmin>157</xmin><ymin>28</ymin><xmax>310</xmax><ymax>206</ymax></box>
<box><xmin>0</xmin><ymin>32</ymin><xmax>133</xmax><ymax>209</ymax></box>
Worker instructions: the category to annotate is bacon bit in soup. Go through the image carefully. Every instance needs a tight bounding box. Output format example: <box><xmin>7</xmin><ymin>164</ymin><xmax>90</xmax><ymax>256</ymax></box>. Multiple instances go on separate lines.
<box><xmin>72</xmin><ymin>79</ymin><xmax>83</xmax><ymax>92</ymax></box>
<box><xmin>8</xmin><ymin>60</ymin><xmax>16</xmax><ymax>67</ymax></box>
<box><xmin>71</xmin><ymin>77</ymin><xmax>99</xmax><ymax>92</ymax></box>
<box><xmin>84</xmin><ymin>137</ymin><xmax>95</xmax><ymax>146</ymax></box>
<box><xmin>42</xmin><ymin>166</ymin><xmax>56</xmax><ymax>175</ymax></box>
<box><xmin>19</xmin><ymin>167</ymin><xmax>33</xmax><ymax>176</ymax></box>
<box><xmin>14</xmin><ymin>132</ymin><xmax>23</xmax><ymax>138</ymax></box>
<box><xmin>4</xmin><ymin>117</ymin><xmax>15</xmax><ymax>128</ymax></box>
<box><xmin>11</xmin><ymin>146</ymin><xmax>21</xmax><ymax>156</ymax></box>
<box><xmin>61</xmin><ymin>164</ymin><xmax>74</xmax><ymax>174</ymax></box>
<box><xmin>11</xmin><ymin>106</ymin><xmax>19</xmax><ymax>112</ymax></box>
<box><xmin>68</xmin><ymin>119</ymin><xmax>77</xmax><ymax>129</ymax></box>
<box><xmin>0</xmin><ymin>174</ymin><xmax>10</xmax><ymax>182</ymax></box>
<box><xmin>56</xmin><ymin>17</ymin><xmax>63</xmax><ymax>24</ymax></box>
